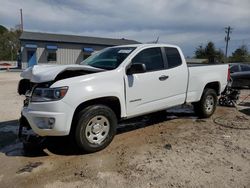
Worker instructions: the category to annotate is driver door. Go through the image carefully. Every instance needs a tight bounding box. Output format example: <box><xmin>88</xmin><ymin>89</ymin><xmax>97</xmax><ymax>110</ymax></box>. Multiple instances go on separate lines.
<box><xmin>125</xmin><ymin>47</ymin><xmax>169</xmax><ymax>117</ymax></box>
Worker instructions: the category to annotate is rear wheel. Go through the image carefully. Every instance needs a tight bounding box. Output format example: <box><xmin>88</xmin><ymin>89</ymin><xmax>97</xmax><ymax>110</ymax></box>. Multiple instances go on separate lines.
<box><xmin>193</xmin><ymin>89</ymin><xmax>217</xmax><ymax>118</ymax></box>
<box><xmin>75</xmin><ymin>105</ymin><xmax>117</xmax><ymax>153</ymax></box>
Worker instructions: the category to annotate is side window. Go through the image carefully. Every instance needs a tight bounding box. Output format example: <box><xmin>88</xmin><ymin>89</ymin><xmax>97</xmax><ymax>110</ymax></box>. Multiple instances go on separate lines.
<box><xmin>241</xmin><ymin>65</ymin><xmax>250</xmax><ymax>72</ymax></box>
<box><xmin>230</xmin><ymin>65</ymin><xmax>239</xmax><ymax>73</ymax></box>
<box><xmin>132</xmin><ymin>47</ymin><xmax>164</xmax><ymax>71</ymax></box>
<box><xmin>165</xmin><ymin>47</ymin><xmax>182</xmax><ymax>69</ymax></box>
<box><xmin>47</xmin><ymin>50</ymin><xmax>57</xmax><ymax>62</ymax></box>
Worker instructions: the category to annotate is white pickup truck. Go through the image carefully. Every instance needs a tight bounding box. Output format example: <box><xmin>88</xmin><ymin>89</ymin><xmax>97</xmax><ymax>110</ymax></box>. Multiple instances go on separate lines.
<box><xmin>18</xmin><ymin>44</ymin><xmax>229</xmax><ymax>152</ymax></box>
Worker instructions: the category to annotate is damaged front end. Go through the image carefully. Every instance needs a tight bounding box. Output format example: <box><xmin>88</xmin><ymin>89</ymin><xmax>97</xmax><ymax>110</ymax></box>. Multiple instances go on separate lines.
<box><xmin>18</xmin><ymin>80</ymin><xmax>53</xmax><ymax>144</ymax></box>
<box><xmin>17</xmin><ymin>64</ymin><xmax>104</xmax><ymax>143</ymax></box>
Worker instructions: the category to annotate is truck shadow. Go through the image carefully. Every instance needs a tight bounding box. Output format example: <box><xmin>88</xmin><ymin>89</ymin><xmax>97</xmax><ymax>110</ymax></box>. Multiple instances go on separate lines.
<box><xmin>0</xmin><ymin>120</ymin><xmax>48</xmax><ymax>157</ymax></box>
<box><xmin>117</xmin><ymin>110</ymin><xmax>195</xmax><ymax>134</ymax></box>
<box><xmin>0</xmin><ymin>106</ymin><xmax>196</xmax><ymax>157</ymax></box>
<box><xmin>237</xmin><ymin>101</ymin><xmax>250</xmax><ymax>116</ymax></box>
<box><xmin>239</xmin><ymin>108</ymin><xmax>250</xmax><ymax>116</ymax></box>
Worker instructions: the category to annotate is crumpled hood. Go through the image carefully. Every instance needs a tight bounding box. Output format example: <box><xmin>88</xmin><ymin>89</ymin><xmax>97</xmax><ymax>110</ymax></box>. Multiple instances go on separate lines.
<box><xmin>20</xmin><ymin>64</ymin><xmax>104</xmax><ymax>83</ymax></box>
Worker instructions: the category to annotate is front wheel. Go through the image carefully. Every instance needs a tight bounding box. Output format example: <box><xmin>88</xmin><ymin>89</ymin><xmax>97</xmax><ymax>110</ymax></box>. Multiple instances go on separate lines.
<box><xmin>75</xmin><ymin>105</ymin><xmax>117</xmax><ymax>153</ymax></box>
<box><xmin>193</xmin><ymin>89</ymin><xmax>217</xmax><ymax>118</ymax></box>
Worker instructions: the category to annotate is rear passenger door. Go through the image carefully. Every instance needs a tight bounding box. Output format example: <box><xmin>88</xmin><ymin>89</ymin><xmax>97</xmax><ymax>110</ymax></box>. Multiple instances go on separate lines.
<box><xmin>125</xmin><ymin>47</ymin><xmax>188</xmax><ymax>117</ymax></box>
<box><xmin>162</xmin><ymin>47</ymin><xmax>188</xmax><ymax>104</ymax></box>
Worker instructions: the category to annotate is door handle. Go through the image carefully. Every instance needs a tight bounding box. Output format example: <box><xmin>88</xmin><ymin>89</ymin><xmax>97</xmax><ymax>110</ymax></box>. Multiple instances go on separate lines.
<box><xmin>159</xmin><ymin>75</ymin><xmax>169</xmax><ymax>81</ymax></box>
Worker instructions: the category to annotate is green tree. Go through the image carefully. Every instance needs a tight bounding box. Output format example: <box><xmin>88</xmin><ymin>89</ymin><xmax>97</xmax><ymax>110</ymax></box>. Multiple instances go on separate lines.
<box><xmin>0</xmin><ymin>25</ymin><xmax>21</xmax><ymax>61</ymax></box>
<box><xmin>194</xmin><ymin>41</ymin><xmax>224</xmax><ymax>63</ymax></box>
<box><xmin>229</xmin><ymin>45</ymin><xmax>248</xmax><ymax>62</ymax></box>
<box><xmin>215</xmin><ymin>49</ymin><xmax>225</xmax><ymax>63</ymax></box>
<box><xmin>205</xmin><ymin>42</ymin><xmax>216</xmax><ymax>63</ymax></box>
<box><xmin>0</xmin><ymin>25</ymin><xmax>7</xmax><ymax>35</ymax></box>
<box><xmin>195</xmin><ymin>45</ymin><xmax>205</xmax><ymax>58</ymax></box>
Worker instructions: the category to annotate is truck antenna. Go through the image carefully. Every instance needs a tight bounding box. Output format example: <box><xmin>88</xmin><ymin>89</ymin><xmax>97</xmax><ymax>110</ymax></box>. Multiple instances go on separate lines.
<box><xmin>155</xmin><ymin>36</ymin><xmax>159</xmax><ymax>44</ymax></box>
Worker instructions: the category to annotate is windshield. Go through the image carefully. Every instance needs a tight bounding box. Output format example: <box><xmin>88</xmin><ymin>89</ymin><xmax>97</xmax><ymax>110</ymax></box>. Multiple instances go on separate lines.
<box><xmin>81</xmin><ymin>47</ymin><xmax>136</xmax><ymax>70</ymax></box>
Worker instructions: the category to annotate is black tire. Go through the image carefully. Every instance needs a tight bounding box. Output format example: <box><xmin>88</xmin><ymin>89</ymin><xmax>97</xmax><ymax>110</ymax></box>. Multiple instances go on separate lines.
<box><xmin>193</xmin><ymin>89</ymin><xmax>217</xmax><ymax>118</ymax></box>
<box><xmin>75</xmin><ymin>105</ymin><xmax>117</xmax><ymax>153</ymax></box>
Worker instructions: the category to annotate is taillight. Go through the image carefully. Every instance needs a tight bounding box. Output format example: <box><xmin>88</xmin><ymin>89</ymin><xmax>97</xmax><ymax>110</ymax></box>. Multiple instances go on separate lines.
<box><xmin>227</xmin><ymin>66</ymin><xmax>231</xmax><ymax>81</ymax></box>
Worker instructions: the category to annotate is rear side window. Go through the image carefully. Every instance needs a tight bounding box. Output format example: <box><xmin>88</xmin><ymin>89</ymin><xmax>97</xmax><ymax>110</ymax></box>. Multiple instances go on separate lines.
<box><xmin>241</xmin><ymin>65</ymin><xmax>250</xmax><ymax>71</ymax></box>
<box><xmin>165</xmin><ymin>47</ymin><xmax>182</xmax><ymax>69</ymax></box>
<box><xmin>132</xmin><ymin>47</ymin><xmax>164</xmax><ymax>71</ymax></box>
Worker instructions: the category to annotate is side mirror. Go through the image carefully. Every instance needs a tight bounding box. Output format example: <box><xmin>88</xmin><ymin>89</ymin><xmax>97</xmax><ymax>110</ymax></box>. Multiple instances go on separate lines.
<box><xmin>126</xmin><ymin>63</ymin><xmax>146</xmax><ymax>75</ymax></box>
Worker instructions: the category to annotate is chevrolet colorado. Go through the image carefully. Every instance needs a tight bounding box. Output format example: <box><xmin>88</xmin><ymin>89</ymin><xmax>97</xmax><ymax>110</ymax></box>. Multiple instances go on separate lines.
<box><xmin>18</xmin><ymin>44</ymin><xmax>229</xmax><ymax>152</ymax></box>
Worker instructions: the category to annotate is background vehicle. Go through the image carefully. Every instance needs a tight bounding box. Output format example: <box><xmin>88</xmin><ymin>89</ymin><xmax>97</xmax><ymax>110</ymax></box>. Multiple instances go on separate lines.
<box><xmin>229</xmin><ymin>63</ymin><xmax>250</xmax><ymax>89</ymax></box>
<box><xmin>18</xmin><ymin>44</ymin><xmax>228</xmax><ymax>152</ymax></box>
<box><xmin>229</xmin><ymin>63</ymin><xmax>250</xmax><ymax>73</ymax></box>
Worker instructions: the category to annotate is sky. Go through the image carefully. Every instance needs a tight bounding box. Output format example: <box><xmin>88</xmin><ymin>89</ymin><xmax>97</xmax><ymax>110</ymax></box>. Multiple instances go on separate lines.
<box><xmin>0</xmin><ymin>0</ymin><xmax>250</xmax><ymax>57</ymax></box>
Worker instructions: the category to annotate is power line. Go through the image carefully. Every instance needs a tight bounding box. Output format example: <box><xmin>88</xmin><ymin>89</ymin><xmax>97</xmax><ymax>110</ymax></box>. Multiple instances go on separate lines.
<box><xmin>225</xmin><ymin>26</ymin><xmax>232</xmax><ymax>58</ymax></box>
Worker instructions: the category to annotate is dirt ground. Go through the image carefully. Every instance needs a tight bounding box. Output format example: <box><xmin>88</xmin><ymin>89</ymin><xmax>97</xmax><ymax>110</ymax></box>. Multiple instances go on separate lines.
<box><xmin>0</xmin><ymin>71</ymin><xmax>249</xmax><ymax>188</ymax></box>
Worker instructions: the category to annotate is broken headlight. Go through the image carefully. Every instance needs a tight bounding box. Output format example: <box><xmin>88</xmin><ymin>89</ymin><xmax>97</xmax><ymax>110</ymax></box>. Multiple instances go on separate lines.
<box><xmin>31</xmin><ymin>86</ymin><xmax>68</xmax><ymax>102</ymax></box>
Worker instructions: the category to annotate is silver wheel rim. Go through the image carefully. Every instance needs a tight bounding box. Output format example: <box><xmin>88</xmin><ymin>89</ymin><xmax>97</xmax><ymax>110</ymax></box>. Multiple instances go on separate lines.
<box><xmin>85</xmin><ymin>115</ymin><xmax>110</xmax><ymax>144</ymax></box>
<box><xmin>205</xmin><ymin>95</ymin><xmax>214</xmax><ymax>113</ymax></box>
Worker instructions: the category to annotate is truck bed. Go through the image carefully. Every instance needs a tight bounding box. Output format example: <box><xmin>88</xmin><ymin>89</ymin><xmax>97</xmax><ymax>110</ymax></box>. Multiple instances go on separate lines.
<box><xmin>186</xmin><ymin>63</ymin><xmax>228</xmax><ymax>103</ymax></box>
<box><xmin>187</xmin><ymin>63</ymin><xmax>226</xmax><ymax>67</ymax></box>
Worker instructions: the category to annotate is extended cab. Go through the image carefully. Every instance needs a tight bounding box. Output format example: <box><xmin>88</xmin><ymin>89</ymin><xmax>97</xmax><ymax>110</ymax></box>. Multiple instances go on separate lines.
<box><xmin>18</xmin><ymin>44</ymin><xmax>228</xmax><ymax>152</ymax></box>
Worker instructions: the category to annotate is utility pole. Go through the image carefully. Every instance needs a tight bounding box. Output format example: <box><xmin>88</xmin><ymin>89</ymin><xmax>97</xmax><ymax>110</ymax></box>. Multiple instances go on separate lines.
<box><xmin>20</xmin><ymin>8</ymin><xmax>23</xmax><ymax>31</ymax></box>
<box><xmin>224</xmin><ymin>26</ymin><xmax>232</xmax><ymax>59</ymax></box>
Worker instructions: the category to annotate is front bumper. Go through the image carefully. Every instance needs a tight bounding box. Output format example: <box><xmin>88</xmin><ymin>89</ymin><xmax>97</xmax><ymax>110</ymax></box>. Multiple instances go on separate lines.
<box><xmin>21</xmin><ymin>100</ymin><xmax>74</xmax><ymax>136</ymax></box>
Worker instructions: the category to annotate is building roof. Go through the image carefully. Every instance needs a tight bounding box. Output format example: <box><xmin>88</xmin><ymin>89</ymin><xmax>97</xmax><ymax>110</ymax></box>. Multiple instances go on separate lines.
<box><xmin>20</xmin><ymin>31</ymin><xmax>140</xmax><ymax>46</ymax></box>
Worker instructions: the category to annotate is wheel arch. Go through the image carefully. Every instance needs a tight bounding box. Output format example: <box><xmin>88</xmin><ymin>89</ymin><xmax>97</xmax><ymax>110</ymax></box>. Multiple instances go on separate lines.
<box><xmin>70</xmin><ymin>96</ymin><xmax>121</xmax><ymax>134</ymax></box>
<box><xmin>204</xmin><ymin>81</ymin><xmax>221</xmax><ymax>96</ymax></box>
